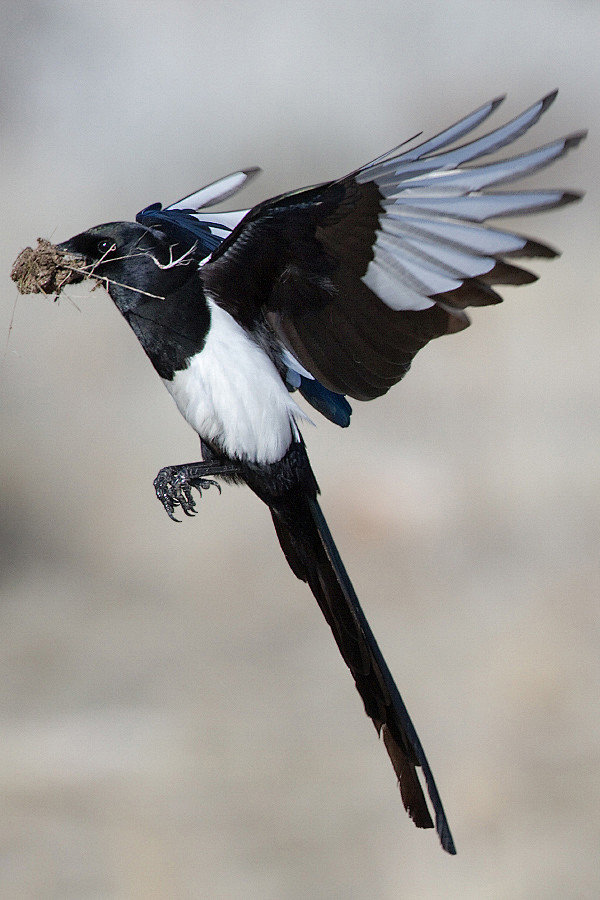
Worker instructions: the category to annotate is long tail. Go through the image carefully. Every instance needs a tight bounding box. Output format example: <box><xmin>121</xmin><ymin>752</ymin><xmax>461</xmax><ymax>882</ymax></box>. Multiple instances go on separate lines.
<box><xmin>268</xmin><ymin>478</ymin><xmax>456</xmax><ymax>855</ymax></box>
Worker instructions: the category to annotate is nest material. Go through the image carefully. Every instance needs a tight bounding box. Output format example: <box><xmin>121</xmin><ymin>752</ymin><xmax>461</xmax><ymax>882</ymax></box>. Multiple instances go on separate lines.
<box><xmin>11</xmin><ymin>238</ymin><xmax>84</xmax><ymax>296</ymax></box>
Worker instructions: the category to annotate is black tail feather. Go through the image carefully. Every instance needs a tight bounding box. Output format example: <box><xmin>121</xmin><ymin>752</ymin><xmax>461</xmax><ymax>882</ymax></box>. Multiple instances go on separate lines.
<box><xmin>269</xmin><ymin>483</ymin><xmax>456</xmax><ymax>855</ymax></box>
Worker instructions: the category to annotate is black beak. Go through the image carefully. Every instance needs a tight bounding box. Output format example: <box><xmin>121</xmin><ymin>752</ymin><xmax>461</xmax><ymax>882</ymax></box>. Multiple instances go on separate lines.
<box><xmin>56</xmin><ymin>237</ymin><xmax>85</xmax><ymax>259</ymax></box>
<box><xmin>55</xmin><ymin>239</ymin><xmax>88</xmax><ymax>285</ymax></box>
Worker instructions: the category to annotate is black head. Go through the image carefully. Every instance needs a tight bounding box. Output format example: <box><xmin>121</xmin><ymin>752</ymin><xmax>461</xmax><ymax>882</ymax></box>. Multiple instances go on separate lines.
<box><xmin>58</xmin><ymin>221</ymin><xmax>200</xmax><ymax>314</ymax></box>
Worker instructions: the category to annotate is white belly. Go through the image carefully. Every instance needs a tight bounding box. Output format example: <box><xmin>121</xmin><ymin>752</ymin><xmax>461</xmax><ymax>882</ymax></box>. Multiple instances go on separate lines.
<box><xmin>163</xmin><ymin>298</ymin><xmax>304</xmax><ymax>464</ymax></box>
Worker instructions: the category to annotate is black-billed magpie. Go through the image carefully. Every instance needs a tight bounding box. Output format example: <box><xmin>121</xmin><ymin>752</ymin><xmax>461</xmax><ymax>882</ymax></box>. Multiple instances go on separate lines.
<box><xmin>22</xmin><ymin>92</ymin><xmax>584</xmax><ymax>855</ymax></box>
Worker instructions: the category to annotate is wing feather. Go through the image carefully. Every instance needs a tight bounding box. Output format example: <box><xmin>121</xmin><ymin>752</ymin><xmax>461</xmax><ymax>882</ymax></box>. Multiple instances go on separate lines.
<box><xmin>201</xmin><ymin>94</ymin><xmax>583</xmax><ymax>406</ymax></box>
<box><xmin>166</xmin><ymin>168</ymin><xmax>261</xmax><ymax>211</ymax></box>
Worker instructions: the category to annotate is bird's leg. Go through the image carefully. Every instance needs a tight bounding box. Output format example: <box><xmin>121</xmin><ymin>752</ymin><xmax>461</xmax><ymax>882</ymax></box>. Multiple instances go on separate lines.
<box><xmin>153</xmin><ymin>460</ymin><xmax>241</xmax><ymax>521</ymax></box>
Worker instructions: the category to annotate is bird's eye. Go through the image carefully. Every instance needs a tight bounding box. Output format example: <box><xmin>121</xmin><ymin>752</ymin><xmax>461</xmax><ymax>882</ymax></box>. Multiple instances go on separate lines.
<box><xmin>97</xmin><ymin>239</ymin><xmax>116</xmax><ymax>256</ymax></box>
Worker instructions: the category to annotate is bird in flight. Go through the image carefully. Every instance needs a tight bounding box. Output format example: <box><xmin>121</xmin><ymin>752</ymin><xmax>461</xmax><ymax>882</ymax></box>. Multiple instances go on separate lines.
<box><xmin>13</xmin><ymin>91</ymin><xmax>584</xmax><ymax>854</ymax></box>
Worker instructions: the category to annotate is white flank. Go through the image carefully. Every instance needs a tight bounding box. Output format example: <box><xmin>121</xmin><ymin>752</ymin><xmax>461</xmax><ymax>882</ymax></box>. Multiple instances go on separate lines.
<box><xmin>163</xmin><ymin>298</ymin><xmax>305</xmax><ymax>465</ymax></box>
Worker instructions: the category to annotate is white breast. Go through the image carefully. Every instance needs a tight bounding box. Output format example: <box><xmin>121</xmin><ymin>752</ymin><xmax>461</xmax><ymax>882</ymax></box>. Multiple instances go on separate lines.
<box><xmin>163</xmin><ymin>297</ymin><xmax>305</xmax><ymax>464</ymax></box>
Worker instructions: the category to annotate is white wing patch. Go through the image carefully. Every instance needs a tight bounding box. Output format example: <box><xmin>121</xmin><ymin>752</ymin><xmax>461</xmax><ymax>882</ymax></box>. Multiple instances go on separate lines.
<box><xmin>166</xmin><ymin>168</ymin><xmax>261</xmax><ymax>211</ymax></box>
<box><xmin>163</xmin><ymin>297</ymin><xmax>306</xmax><ymax>464</ymax></box>
<box><xmin>357</xmin><ymin>93</ymin><xmax>584</xmax><ymax>313</ymax></box>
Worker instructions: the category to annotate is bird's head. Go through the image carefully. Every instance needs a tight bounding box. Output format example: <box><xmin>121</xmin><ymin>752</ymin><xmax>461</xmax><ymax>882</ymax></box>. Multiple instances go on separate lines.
<box><xmin>58</xmin><ymin>221</ymin><xmax>200</xmax><ymax>314</ymax></box>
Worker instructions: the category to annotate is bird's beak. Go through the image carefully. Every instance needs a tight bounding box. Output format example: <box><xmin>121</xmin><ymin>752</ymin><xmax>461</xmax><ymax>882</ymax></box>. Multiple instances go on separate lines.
<box><xmin>55</xmin><ymin>239</ymin><xmax>88</xmax><ymax>285</ymax></box>
<box><xmin>56</xmin><ymin>238</ymin><xmax>87</xmax><ymax>261</ymax></box>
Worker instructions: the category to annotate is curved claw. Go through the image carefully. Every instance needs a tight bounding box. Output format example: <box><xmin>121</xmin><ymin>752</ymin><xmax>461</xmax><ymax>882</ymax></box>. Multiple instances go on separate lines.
<box><xmin>153</xmin><ymin>466</ymin><xmax>222</xmax><ymax>522</ymax></box>
<box><xmin>159</xmin><ymin>497</ymin><xmax>181</xmax><ymax>522</ymax></box>
<box><xmin>198</xmin><ymin>478</ymin><xmax>221</xmax><ymax>495</ymax></box>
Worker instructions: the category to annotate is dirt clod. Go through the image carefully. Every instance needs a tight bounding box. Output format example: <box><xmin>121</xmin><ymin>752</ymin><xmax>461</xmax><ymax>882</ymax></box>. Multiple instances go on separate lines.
<box><xmin>11</xmin><ymin>238</ymin><xmax>84</xmax><ymax>296</ymax></box>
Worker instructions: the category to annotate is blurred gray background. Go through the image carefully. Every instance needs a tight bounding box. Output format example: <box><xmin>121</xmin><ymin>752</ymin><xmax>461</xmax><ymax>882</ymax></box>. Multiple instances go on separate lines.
<box><xmin>1</xmin><ymin>1</ymin><xmax>599</xmax><ymax>898</ymax></box>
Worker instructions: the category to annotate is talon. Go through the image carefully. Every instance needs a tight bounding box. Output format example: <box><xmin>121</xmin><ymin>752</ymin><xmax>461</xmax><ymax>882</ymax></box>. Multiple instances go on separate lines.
<box><xmin>153</xmin><ymin>464</ymin><xmax>221</xmax><ymax>521</ymax></box>
<box><xmin>167</xmin><ymin>509</ymin><xmax>182</xmax><ymax>523</ymax></box>
<box><xmin>198</xmin><ymin>477</ymin><xmax>220</xmax><ymax>494</ymax></box>
<box><xmin>154</xmin><ymin>466</ymin><xmax>184</xmax><ymax>521</ymax></box>
<box><xmin>161</xmin><ymin>493</ymin><xmax>181</xmax><ymax>522</ymax></box>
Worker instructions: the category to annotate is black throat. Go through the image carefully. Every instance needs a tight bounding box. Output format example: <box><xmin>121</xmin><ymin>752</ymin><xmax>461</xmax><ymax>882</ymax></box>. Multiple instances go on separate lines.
<box><xmin>118</xmin><ymin>272</ymin><xmax>212</xmax><ymax>380</ymax></box>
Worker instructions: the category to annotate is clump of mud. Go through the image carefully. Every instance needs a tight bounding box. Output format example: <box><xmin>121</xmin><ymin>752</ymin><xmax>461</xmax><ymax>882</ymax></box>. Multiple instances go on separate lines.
<box><xmin>11</xmin><ymin>239</ymin><xmax>84</xmax><ymax>296</ymax></box>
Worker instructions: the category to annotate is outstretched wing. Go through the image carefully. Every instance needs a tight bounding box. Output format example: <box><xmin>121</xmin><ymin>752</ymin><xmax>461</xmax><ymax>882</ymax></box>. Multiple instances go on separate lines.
<box><xmin>201</xmin><ymin>92</ymin><xmax>584</xmax><ymax>401</ymax></box>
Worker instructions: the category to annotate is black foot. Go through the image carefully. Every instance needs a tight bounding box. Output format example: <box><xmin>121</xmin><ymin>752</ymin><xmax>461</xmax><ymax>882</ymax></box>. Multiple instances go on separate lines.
<box><xmin>153</xmin><ymin>460</ymin><xmax>240</xmax><ymax>522</ymax></box>
<box><xmin>153</xmin><ymin>465</ymin><xmax>222</xmax><ymax>521</ymax></box>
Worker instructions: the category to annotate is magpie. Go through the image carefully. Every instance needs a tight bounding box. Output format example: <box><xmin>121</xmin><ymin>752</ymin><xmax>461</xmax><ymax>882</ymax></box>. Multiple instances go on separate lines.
<box><xmin>34</xmin><ymin>91</ymin><xmax>583</xmax><ymax>855</ymax></box>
